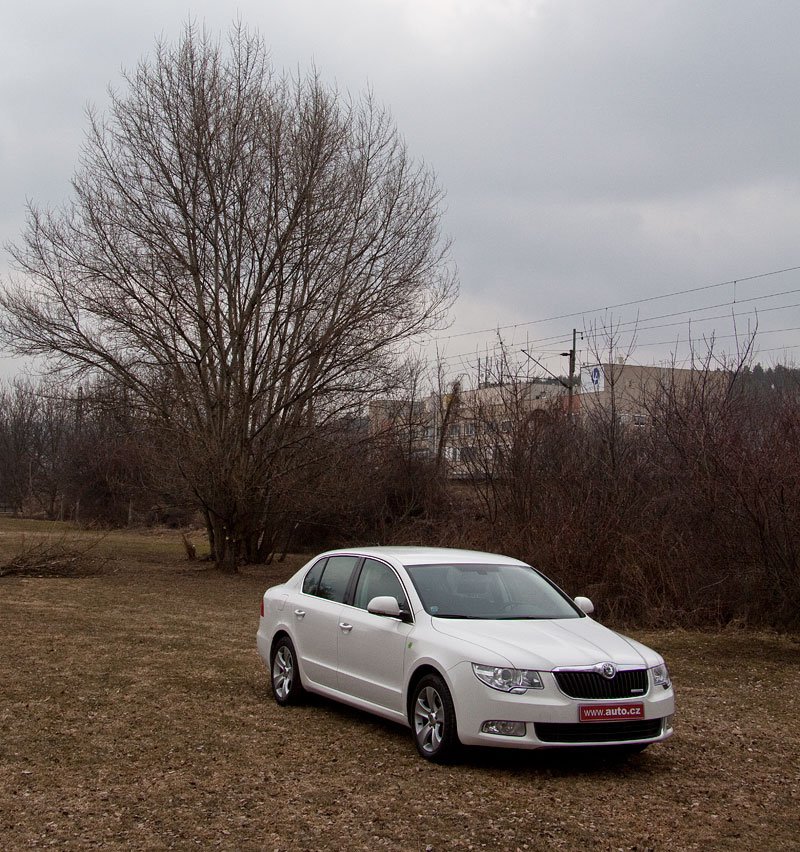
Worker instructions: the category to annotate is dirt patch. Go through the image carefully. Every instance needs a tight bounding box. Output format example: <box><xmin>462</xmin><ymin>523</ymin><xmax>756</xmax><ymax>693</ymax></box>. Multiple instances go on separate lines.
<box><xmin>1</xmin><ymin>535</ymin><xmax>798</xmax><ymax>850</ymax></box>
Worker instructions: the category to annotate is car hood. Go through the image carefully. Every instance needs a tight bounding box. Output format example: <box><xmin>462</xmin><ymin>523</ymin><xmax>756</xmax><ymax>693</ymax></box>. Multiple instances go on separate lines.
<box><xmin>431</xmin><ymin>616</ymin><xmax>654</xmax><ymax>670</ymax></box>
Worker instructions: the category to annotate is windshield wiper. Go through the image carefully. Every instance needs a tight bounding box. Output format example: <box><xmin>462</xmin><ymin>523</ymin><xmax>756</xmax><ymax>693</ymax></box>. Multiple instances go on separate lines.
<box><xmin>495</xmin><ymin>615</ymin><xmax>547</xmax><ymax>620</ymax></box>
<box><xmin>431</xmin><ymin>613</ymin><xmax>488</xmax><ymax>619</ymax></box>
<box><xmin>496</xmin><ymin>614</ymin><xmax>578</xmax><ymax>620</ymax></box>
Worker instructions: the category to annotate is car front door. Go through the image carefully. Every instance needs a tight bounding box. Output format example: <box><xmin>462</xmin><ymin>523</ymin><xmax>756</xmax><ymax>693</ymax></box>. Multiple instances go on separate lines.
<box><xmin>336</xmin><ymin>558</ymin><xmax>413</xmax><ymax>714</ymax></box>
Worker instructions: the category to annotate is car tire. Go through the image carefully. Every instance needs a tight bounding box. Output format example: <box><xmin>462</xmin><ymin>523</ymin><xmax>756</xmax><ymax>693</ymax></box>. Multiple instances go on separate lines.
<box><xmin>411</xmin><ymin>673</ymin><xmax>460</xmax><ymax>762</ymax></box>
<box><xmin>270</xmin><ymin>636</ymin><xmax>305</xmax><ymax>706</ymax></box>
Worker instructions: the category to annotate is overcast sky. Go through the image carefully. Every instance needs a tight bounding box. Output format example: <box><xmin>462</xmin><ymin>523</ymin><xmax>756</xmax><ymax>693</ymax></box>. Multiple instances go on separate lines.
<box><xmin>2</xmin><ymin>0</ymin><xmax>800</xmax><ymax>382</ymax></box>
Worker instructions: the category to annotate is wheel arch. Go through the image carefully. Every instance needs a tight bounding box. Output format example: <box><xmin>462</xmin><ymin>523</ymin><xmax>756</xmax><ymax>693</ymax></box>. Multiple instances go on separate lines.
<box><xmin>270</xmin><ymin>629</ymin><xmax>291</xmax><ymax>658</ymax></box>
<box><xmin>270</xmin><ymin>630</ymin><xmax>307</xmax><ymax>686</ymax></box>
<box><xmin>405</xmin><ymin>663</ymin><xmax>449</xmax><ymax>725</ymax></box>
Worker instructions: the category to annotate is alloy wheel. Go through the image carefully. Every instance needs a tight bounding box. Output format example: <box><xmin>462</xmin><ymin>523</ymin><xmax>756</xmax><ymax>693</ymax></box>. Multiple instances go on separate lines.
<box><xmin>272</xmin><ymin>644</ymin><xmax>294</xmax><ymax>701</ymax></box>
<box><xmin>414</xmin><ymin>685</ymin><xmax>444</xmax><ymax>754</ymax></box>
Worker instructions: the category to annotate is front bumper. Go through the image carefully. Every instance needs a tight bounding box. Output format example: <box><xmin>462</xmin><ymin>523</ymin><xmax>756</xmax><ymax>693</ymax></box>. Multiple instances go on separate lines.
<box><xmin>448</xmin><ymin>662</ymin><xmax>675</xmax><ymax>749</ymax></box>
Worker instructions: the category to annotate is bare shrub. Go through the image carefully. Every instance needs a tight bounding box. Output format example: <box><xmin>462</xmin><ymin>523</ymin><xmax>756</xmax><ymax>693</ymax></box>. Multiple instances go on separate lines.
<box><xmin>429</xmin><ymin>333</ymin><xmax>800</xmax><ymax>630</ymax></box>
<box><xmin>644</xmin><ymin>346</ymin><xmax>800</xmax><ymax>628</ymax></box>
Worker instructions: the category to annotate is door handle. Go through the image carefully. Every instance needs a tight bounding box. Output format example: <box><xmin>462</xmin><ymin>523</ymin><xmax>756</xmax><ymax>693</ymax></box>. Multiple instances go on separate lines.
<box><xmin>338</xmin><ymin>622</ymin><xmax>353</xmax><ymax>633</ymax></box>
<box><xmin>294</xmin><ymin>609</ymin><xmax>306</xmax><ymax>619</ymax></box>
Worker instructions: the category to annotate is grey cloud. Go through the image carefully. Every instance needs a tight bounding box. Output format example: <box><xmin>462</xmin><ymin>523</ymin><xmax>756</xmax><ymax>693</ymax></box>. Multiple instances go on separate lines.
<box><xmin>2</xmin><ymin>0</ymin><xmax>800</xmax><ymax>375</ymax></box>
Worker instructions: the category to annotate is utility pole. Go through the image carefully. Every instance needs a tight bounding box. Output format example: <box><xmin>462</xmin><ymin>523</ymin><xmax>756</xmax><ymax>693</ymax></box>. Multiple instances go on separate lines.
<box><xmin>561</xmin><ymin>328</ymin><xmax>578</xmax><ymax>420</ymax></box>
<box><xmin>523</xmin><ymin>327</ymin><xmax>581</xmax><ymax>419</ymax></box>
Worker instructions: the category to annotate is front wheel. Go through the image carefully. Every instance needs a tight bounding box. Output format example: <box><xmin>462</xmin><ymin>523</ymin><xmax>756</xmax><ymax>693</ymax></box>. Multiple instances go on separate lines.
<box><xmin>411</xmin><ymin>674</ymin><xmax>459</xmax><ymax>762</ymax></box>
<box><xmin>270</xmin><ymin>636</ymin><xmax>305</xmax><ymax>706</ymax></box>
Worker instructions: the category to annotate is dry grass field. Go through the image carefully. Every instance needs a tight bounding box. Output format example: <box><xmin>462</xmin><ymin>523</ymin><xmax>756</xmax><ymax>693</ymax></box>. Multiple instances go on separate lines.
<box><xmin>1</xmin><ymin>519</ymin><xmax>799</xmax><ymax>851</ymax></box>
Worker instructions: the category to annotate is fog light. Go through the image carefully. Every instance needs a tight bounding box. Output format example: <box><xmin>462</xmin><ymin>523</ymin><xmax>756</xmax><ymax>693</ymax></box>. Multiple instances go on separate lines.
<box><xmin>664</xmin><ymin>715</ymin><xmax>674</xmax><ymax>731</ymax></box>
<box><xmin>481</xmin><ymin>720</ymin><xmax>526</xmax><ymax>737</ymax></box>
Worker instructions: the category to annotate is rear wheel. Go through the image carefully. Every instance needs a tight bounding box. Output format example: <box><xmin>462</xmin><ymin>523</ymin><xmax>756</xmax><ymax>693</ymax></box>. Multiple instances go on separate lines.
<box><xmin>270</xmin><ymin>636</ymin><xmax>305</xmax><ymax>706</ymax></box>
<box><xmin>411</xmin><ymin>674</ymin><xmax>459</xmax><ymax>762</ymax></box>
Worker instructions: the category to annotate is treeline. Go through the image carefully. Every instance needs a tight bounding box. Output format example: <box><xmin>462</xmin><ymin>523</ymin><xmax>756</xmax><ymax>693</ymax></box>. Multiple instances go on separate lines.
<box><xmin>0</xmin><ymin>380</ymin><xmax>177</xmax><ymax>526</ymax></box>
<box><xmin>0</xmin><ymin>376</ymin><xmax>443</xmax><ymax>553</ymax></box>
<box><xmin>1</xmin><ymin>361</ymin><xmax>799</xmax><ymax>631</ymax></box>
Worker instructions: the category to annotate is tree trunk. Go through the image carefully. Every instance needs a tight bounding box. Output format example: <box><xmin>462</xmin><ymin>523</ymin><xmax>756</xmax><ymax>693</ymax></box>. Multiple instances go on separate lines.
<box><xmin>204</xmin><ymin>511</ymin><xmax>241</xmax><ymax>573</ymax></box>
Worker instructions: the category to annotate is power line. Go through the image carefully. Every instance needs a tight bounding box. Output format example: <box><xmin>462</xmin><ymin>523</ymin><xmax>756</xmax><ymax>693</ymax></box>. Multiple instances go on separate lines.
<box><xmin>425</xmin><ymin>289</ymin><xmax>800</xmax><ymax>366</ymax></box>
<box><xmin>430</xmin><ymin>319</ymin><xmax>800</xmax><ymax>381</ymax></box>
<box><xmin>419</xmin><ymin>264</ymin><xmax>800</xmax><ymax>344</ymax></box>
<box><xmin>588</xmin><ymin>298</ymin><xmax>800</xmax><ymax>341</ymax></box>
<box><xmin>630</xmin><ymin>323</ymin><xmax>800</xmax><ymax>351</ymax></box>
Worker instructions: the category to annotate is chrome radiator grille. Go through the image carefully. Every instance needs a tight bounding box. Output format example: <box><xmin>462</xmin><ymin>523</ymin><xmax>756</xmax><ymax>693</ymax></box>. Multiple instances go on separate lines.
<box><xmin>554</xmin><ymin>668</ymin><xmax>648</xmax><ymax>699</ymax></box>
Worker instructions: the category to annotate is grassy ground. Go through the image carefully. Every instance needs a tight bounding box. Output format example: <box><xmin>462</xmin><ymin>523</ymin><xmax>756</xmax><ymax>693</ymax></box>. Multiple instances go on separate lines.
<box><xmin>1</xmin><ymin>520</ymin><xmax>799</xmax><ymax>850</ymax></box>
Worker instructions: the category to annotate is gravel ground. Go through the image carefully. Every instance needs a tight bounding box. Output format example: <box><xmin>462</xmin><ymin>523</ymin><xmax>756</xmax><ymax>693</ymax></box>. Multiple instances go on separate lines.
<box><xmin>1</xmin><ymin>543</ymin><xmax>799</xmax><ymax>851</ymax></box>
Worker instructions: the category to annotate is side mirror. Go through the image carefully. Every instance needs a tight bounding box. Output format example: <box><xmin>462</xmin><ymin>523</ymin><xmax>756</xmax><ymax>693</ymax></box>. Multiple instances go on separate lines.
<box><xmin>367</xmin><ymin>595</ymin><xmax>407</xmax><ymax>620</ymax></box>
<box><xmin>574</xmin><ymin>596</ymin><xmax>594</xmax><ymax>615</ymax></box>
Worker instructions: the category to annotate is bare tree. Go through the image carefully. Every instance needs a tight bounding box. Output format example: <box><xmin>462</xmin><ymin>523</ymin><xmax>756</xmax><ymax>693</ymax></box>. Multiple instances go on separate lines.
<box><xmin>0</xmin><ymin>24</ymin><xmax>456</xmax><ymax>569</ymax></box>
<box><xmin>0</xmin><ymin>380</ymin><xmax>41</xmax><ymax>514</ymax></box>
<box><xmin>582</xmin><ymin>316</ymin><xmax>641</xmax><ymax>478</ymax></box>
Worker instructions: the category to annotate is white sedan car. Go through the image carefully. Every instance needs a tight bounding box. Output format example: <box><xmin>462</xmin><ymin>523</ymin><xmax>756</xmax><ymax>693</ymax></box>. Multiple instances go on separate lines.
<box><xmin>257</xmin><ymin>546</ymin><xmax>675</xmax><ymax>761</ymax></box>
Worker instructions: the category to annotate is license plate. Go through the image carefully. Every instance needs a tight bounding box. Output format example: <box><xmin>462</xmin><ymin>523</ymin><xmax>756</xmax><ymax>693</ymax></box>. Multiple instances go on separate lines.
<box><xmin>579</xmin><ymin>702</ymin><xmax>645</xmax><ymax>722</ymax></box>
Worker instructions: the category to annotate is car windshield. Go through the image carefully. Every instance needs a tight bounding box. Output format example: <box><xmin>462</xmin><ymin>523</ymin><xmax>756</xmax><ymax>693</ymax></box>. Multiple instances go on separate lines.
<box><xmin>404</xmin><ymin>562</ymin><xmax>580</xmax><ymax>620</ymax></box>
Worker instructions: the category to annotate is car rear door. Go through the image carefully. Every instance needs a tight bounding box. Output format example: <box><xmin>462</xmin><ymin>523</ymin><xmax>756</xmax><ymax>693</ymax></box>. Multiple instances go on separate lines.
<box><xmin>292</xmin><ymin>555</ymin><xmax>360</xmax><ymax>690</ymax></box>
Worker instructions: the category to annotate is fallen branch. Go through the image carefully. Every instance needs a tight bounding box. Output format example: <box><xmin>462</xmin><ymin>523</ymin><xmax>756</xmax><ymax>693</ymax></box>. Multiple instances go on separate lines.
<box><xmin>0</xmin><ymin>534</ymin><xmax>106</xmax><ymax>578</ymax></box>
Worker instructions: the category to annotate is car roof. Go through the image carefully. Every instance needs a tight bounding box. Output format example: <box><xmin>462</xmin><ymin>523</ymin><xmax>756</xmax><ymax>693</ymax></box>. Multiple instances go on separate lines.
<box><xmin>321</xmin><ymin>546</ymin><xmax>529</xmax><ymax>567</ymax></box>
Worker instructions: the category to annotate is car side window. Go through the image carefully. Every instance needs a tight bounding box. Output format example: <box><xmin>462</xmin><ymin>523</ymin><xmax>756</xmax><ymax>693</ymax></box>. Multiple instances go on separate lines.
<box><xmin>302</xmin><ymin>558</ymin><xmax>327</xmax><ymax>595</ymax></box>
<box><xmin>353</xmin><ymin>558</ymin><xmax>407</xmax><ymax>611</ymax></box>
<box><xmin>314</xmin><ymin>555</ymin><xmax>360</xmax><ymax>603</ymax></box>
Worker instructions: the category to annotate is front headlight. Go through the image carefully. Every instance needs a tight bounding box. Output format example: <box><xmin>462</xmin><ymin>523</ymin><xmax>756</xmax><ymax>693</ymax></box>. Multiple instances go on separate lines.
<box><xmin>650</xmin><ymin>662</ymin><xmax>671</xmax><ymax>688</ymax></box>
<box><xmin>472</xmin><ymin>663</ymin><xmax>544</xmax><ymax>693</ymax></box>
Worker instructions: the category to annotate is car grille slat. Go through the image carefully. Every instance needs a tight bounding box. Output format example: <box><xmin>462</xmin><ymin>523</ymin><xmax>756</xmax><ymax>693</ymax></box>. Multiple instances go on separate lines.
<box><xmin>535</xmin><ymin>718</ymin><xmax>663</xmax><ymax>743</ymax></box>
<box><xmin>554</xmin><ymin>668</ymin><xmax>648</xmax><ymax>699</ymax></box>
